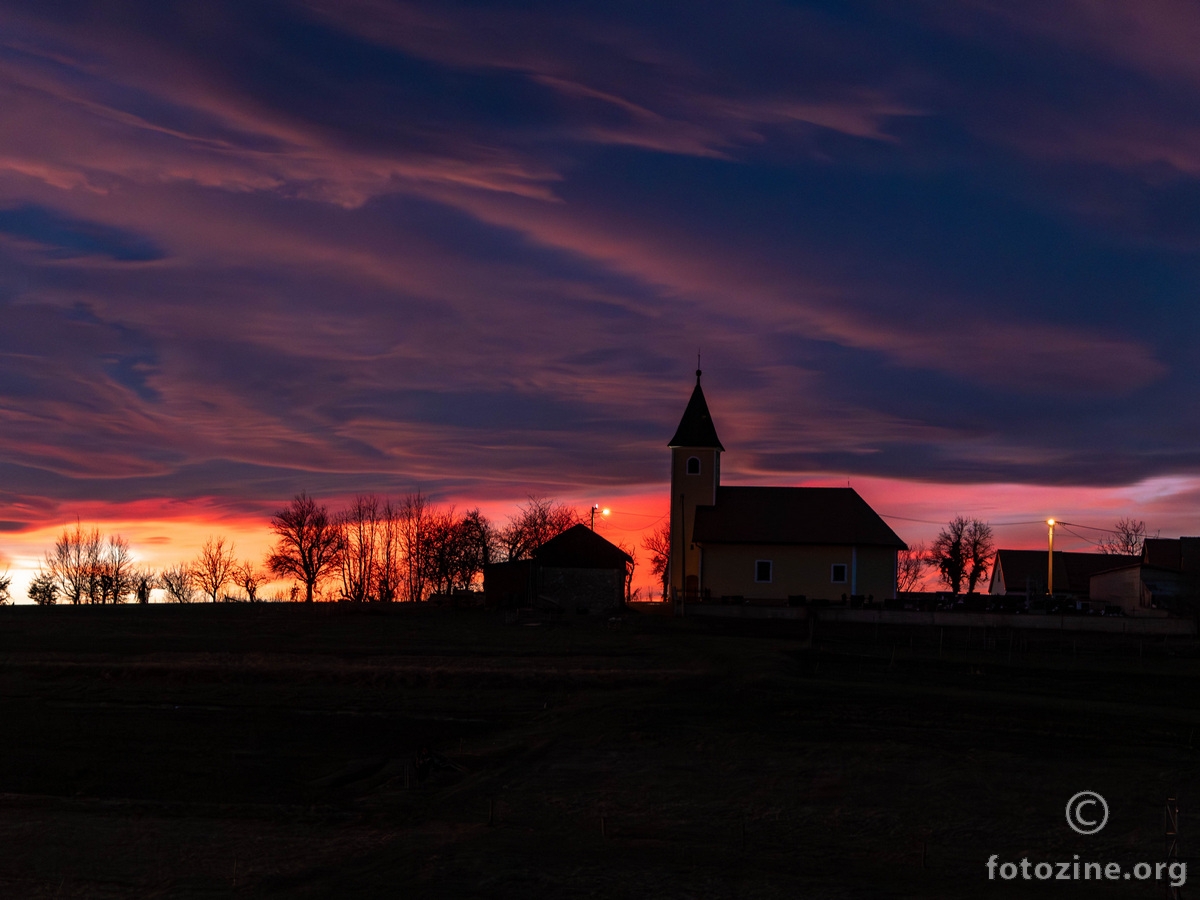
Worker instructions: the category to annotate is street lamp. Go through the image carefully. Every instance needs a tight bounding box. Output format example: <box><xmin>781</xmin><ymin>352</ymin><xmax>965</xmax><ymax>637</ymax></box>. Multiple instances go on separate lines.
<box><xmin>591</xmin><ymin>504</ymin><xmax>610</xmax><ymax>530</ymax></box>
<box><xmin>1046</xmin><ymin>519</ymin><xmax>1055</xmax><ymax>596</ymax></box>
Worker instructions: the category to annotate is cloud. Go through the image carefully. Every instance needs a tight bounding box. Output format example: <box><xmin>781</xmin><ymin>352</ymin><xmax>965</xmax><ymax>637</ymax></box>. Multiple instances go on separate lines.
<box><xmin>0</xmin><ymin>204</ymin><xmax>164</xmax><ymax>261</ymax></box>
<box><xmin>0</xmin><ymin>0</ymin><xmax>1196</xmax><ymax>557</ymax></box>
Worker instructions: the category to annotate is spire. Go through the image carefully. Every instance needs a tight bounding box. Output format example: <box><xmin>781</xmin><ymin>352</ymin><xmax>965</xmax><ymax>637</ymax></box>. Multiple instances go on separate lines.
<box><xmin>668</xmin><ymin>372</ymin><xmax>724</xmax><ymax>449</ymax></box>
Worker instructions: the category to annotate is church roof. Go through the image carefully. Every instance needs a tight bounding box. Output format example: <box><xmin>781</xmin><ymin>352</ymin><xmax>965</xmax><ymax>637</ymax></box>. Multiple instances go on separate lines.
<box><xmin>692</xmin><ymin>487</ymin><xmax>905</xmax><ymax>548</ymax></box>
<box><xmin>668</xmin><ymin>372</ymin><xmax>724</xmax><ymax>450</ymax></box>
<box><xmin>534</xmin><ymin>523</ymin><xmax>632</xmax><ymax>570</ymax></box>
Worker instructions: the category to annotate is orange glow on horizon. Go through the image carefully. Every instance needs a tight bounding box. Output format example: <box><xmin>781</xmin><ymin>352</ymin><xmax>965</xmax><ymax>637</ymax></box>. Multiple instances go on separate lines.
<box><xmin>4</xmin><ymin>475</ymin><xmax>1199</xmax><ymax>603</ymax></box>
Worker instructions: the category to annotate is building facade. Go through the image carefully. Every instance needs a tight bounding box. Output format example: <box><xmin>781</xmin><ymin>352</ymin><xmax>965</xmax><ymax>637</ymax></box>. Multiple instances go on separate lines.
<box><xmin>667</xmin><ymin>372</ymin><xmax>905</xmax><ymax>602</ymax></box>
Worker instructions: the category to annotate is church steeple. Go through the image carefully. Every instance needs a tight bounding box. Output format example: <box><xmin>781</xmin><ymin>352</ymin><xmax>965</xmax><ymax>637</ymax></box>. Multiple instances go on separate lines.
<box><xmin>668</xmin><ymin>369</ymin><xmax>724</xmax><ymax>450</ymax></box>
<box><xmin>668</xmin><ymin>370</ymin><xmax>722</xmax><ymax>600</ymax></box>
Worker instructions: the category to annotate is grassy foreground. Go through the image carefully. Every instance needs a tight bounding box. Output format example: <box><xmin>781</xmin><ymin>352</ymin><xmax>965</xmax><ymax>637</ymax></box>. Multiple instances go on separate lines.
<box><xmin>0</xmin><ymin>603</ymin><xmax>1197</xmax><ymax>898</ymax></box>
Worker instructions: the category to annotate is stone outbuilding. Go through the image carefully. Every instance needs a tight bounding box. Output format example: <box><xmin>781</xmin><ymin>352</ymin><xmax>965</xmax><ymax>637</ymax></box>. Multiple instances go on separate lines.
<box><xmin>483</xmin><ymin>524</ymin><xmax>632</xmax><ymax>613</ymax></box>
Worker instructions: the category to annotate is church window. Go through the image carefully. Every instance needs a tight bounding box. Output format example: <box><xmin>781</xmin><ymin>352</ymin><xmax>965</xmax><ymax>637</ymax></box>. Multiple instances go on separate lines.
<box><xmin>686</xmin><ymin>456</ymin><xmax>701</xmax><ymax>475</ymax></box>
<box><xmin>831</xmin><ymin>564</ymin><xmax>847</xmax><ymax>583</ymax></box>
<box><xmin>755</xmin><ymin>560</ymin><xmax>772</xmax><ymax>583</ymax></box>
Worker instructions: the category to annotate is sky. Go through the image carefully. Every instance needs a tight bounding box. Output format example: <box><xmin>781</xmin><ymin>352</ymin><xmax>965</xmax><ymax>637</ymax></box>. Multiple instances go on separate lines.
<box><xmin>4</xmin><ymin>1</ymin><xmax>1200</xmax><ymax>598</ymax></box>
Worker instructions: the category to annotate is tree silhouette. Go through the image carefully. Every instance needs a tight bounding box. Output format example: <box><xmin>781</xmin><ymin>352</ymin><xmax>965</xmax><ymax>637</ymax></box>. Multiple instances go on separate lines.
<box><xmin>28</xmin><ymin>570</ymin><xmax>58</xmax><ymax>605</ymax></box>
<box><xmin>45</xmin><ymin>521</ymin><xmax>101</xmax><ymax>604</ymax></box>
<box><xmin>398</xmin><ymin>492</ymin><xmax>431</xmax><ymax>602</ymax></box>
<box><xmin>499</xmin><ymin>496</ymin><xmax>582</xmax><ymax>562</ymax></box>
<box><xmin>194</xmin><ymin>536</ymin><xmax>237</xmax><ymax>602</ymax></box>
<box><xmin>267</xmin><ymin>493</ymin><xmax>342</xmax><ymax>603</ymax></box>
<box><xmin>233</xmin><ymin>561</ymin><xmax>267</xmax><ymax>603</ymax></box>
<box><xmin>642</xmin><ymin>520</ymin><xmax>671</xmax><ymax>600</ymax></box>
<box><xmin>43</xmin><ymin>523</ymin><xmax>137</xmax><ymax>603</ymax></box>
<box><xmin>1098</xmin><ymin>518</ymin><xmax>1150</xmax><ymax>557</ymax></box>
<box><xmin>930</xmin><ymin>517</ymin><xmax>994</xmax><ymax>594</ymax></box>
<box><xmin>160</xmin><ymin>564</ymin><xmax>197</xmax><ymax>603</ymax></box>
<box><xmin>337</xmin><ymin>495</ymin><xmax>381</xmax><ymax>603</ymax></box>
<box><xmin>896</xmin><ymin>543</ymin><xmax>927</xmax><ymax>593</ymax></box>
<box><xmin>132</xmin><ymin>568</ymin><xmax>157</xmax><ymax>604</ymax></box>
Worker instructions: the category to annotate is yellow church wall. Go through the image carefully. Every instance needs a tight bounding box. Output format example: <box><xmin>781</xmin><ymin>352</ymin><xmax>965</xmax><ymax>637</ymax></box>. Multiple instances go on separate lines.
<box><xmin>700</xmin><ymin>543</ymin><xmax>897</xmax><ymax>601</ymax></box>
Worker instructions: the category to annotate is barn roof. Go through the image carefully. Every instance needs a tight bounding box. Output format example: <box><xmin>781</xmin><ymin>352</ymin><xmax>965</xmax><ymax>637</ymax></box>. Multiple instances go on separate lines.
<box><xmin>668</xmin><ymin>373</ymin><xmax>724</xmax><ymax>450</ymax></box>
<box><xmin>534</xmin><ymin>523</ymin><xmax>632</xmax><ymax>569</ymax></box>
<box><xmin>691</xmin><ymin>487</ymin><xmax>905</xmax><ymax>548</ymax></box>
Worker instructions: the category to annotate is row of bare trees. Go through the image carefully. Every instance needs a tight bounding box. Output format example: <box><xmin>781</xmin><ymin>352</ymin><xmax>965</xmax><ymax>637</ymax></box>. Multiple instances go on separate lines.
<box><xmin>28</xmin><ymin>524</ymin><xmax>267</xmax><ymax>605</ymax></box>
<box><xmin>157</xmin><ymin>537</ymin><xmax>268</xmax><ymax>604</ymax></box>
<box><xmin>24</xmin><ymin>494</ymin><xmax>632</xmax><ymax>605</ymax></box>
<box><xmin>28</xmin><ymin>523</ymin><xmax>155</xmax><ymax>605</ymax></box>
<box><xmin>266</xmin><ymin>492</ymin><xmax>590</xmax><ymax>603</ymax></box>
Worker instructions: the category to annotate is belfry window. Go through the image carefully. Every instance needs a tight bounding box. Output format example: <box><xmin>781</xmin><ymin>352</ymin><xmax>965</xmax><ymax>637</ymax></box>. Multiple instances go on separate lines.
<box><xmin>686</xmin><ymin>456</ymin><xmax>701</xmax><ymax>475</ymax></box>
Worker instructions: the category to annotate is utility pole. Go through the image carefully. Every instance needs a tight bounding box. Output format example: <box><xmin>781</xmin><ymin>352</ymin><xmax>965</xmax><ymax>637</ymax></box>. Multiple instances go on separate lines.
<box><xmin>1047</xmin><ymin>519</ymin><xmax>1055</xmax><ymax>596</ymax></box>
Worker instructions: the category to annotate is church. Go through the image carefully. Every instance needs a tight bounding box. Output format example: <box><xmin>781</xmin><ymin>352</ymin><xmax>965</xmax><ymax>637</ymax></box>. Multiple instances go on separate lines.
<box><xmin>668</xmin><ymin>371</ymin><xmax>906</xmax><ymax>603</ymax></box>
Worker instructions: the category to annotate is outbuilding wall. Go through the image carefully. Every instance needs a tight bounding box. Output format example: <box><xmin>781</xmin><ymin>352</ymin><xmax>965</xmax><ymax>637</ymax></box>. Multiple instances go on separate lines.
<box><xmin>539</xmin><ymin>566</ymin><xmax>624</xmax><ymax>613</ymax></box>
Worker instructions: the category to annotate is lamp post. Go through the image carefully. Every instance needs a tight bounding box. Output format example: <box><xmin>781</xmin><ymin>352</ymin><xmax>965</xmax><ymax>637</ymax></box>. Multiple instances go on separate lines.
<box><xmin>590</xmin><ymin>504</ymin><xmax>610</xmax><ymax>530</ymax></box>
<box><xmin>1047</xmin><ymin>519</ymin><xmax>1055</xmax><ymax>596</ymax></box>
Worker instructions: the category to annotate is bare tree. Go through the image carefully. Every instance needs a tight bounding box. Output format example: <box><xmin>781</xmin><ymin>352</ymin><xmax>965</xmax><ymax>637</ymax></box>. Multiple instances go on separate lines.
<box><xmin>45</xmin><ymin>521</ymin><xmax>102</xmax><ymax>604</ymax></box>
<box><xmin>452</xmin><ymin>508</ymin><xmax>493</xmax><ymax>591</ymax></box>
<box><xmin>193</xmin><ymin>536</ymin><xmax>237</xmax><ymax>602</ymax></box>
<box><xmin>95</xmin><ymin>535</ymin><xmax>136</xmax><ymax>604</ymax></box>
<box><xmin>1098</xmin><ymin>518</ymin><xmax>1150</xmax><ymax>557</ymax></box>
<box><xmin>28</xmin><ymin>570</ymin><xmax>58</xmax><ymax>605</ymax></box>
<box><xmin>642</xmin><ymin>520</ymin><xmax>671</xmax><ymax>600</ymax></box>
<box><xmin>424</xmin><ymin>505</ymin><xmax>459</xmax><ymax>598</ymax></box>
<box><xmin>424</xmin><ymin>506</ymin><xmax>494</xmax><ymax>596</ymax></box>
<box><xmin>160</xmin><ymin>564</ymin><xmax>197</xmax><ymax>603</ymax></box>
<box><xmin>267</xmin><ymin>493</ymin><xmax>342</xmax><ymax>603</ymax></box>
<box><xmin>930</xmin><ymin>519</ymin><xmax>967</xmax><ymax>594</ymax></box>
<box><xmin>619</xmin><ymin>543</ymin><xmax>637</xmax><ymax>604</ymax></box>
<box><xmin>896</xmin><ymin>543</ymin><xmax>927</xmax><ymax>593</ymax></box>
<box><xmin>963</xmin><ymin>520</ymin><xmax>995</xmax><ymax>593</ymax></box>
<box><xmin>337</xmin><ymin>495</ymin><xmax>381</xmax><ymax>603</ymax></box>
<box><xmin>498</xmin><ymin>496</ymin><xmax>582</xmax><ymax>561</ymax></box>
<box><xmin>131</xmin><ymin>568</ymin><xmax>157</xmax><ymax>604</ymax></box>
<box><xmin>0</xmin><ymin>568</ymin><xmax>10</xmax><ymax>604</ymax></box>
<box><xmin>398</xmin><ymin>492</ymin><xmax>431</xmax><ymax>602</ymax></box>
<box><xmin>233</xmin><ymin>561</ymin><xmax>267</xmax><ymax>603</ymax></box>
<box><xmin>376</xmin><ymin>498</ymin><xmax>403</xmax><ymax>603</ymax></box>
<box><xmin>930</xmin><ymin>516</ymin><xmax>994</xmax><ymax>594</ymax></box>
<box><xmin>42</xmin><ymin>524</ymin><xmax>138</xmax><ymax>604</ymax></box>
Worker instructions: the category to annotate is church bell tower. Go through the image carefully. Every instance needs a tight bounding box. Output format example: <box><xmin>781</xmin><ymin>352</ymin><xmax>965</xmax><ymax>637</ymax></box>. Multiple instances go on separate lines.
<box><xmin>668</xmin><ymin>369</ymin><xmax>723</xmax><ymax>599</ymax></box>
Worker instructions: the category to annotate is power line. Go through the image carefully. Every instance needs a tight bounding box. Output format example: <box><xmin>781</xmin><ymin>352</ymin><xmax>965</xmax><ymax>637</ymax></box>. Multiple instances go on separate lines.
<box><xmin>879</xmin><ymin>514</ymin><xmax>1046</xmax><ymax>527</ymax></box>
<box><xmin>1059</xmin><ymin>524</ymin><xmax>1105</xmax><ymax>548</ymax></box>
<box><xmin>1057</xmin><ymin>520</ymin><xmax>1122</xmax><ymax>535</ymax></box>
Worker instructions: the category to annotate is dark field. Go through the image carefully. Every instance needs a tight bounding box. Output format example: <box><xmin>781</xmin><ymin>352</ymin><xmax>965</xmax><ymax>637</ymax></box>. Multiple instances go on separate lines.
<box><xmin>1</xmin><ymin>604</ymin><xmax>1198</xmax><ymax>898</ymax></box>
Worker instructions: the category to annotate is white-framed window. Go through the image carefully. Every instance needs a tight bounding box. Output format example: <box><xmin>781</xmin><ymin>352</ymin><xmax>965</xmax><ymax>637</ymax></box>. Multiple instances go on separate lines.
<box><xmin>831</xmin><ymin>564</ymin><xmax>847</xmax><ymax>584</ymax></box>
<box><xmin>686</xmin><ymin>456</ymin><xmax>701</xmax><ymax>475</ymax></box>
<box><xmin>755</xmin><ymin>560</ymin><xmax>773</xmax><ymax>583</ymax></box>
